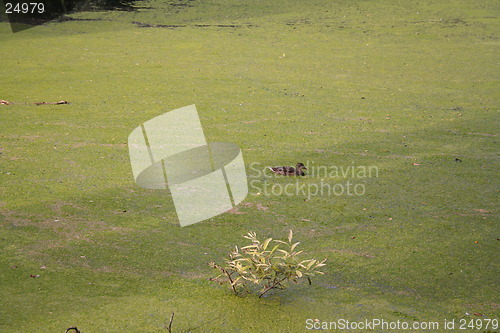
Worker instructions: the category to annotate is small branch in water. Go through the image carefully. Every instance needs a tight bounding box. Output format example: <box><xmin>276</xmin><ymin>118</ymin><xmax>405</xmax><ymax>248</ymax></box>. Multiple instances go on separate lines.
<box><xmin>0</xmin><ymin>99</ymin><xmax>69</xmax><ymax>105</ymax></box>
<box><xmin>209</xmin><ymin>262</ymin><xmax>239</xmax><ymax>295</ymax></box>
<box><xmin>259</xmin><ymin>277</ymin><xmax>288</xmax><ymax>298</ymax></box>
<box><xmin>35</xmin><ymin>100</ymin><xmax>69</xmax><ymax>105</ymax></box>
<box><xmin>65</xmin><ymin>327</ymin><xmax>81</xmax><ymax>333</ymax></box>
<box><xmin>166</xmin><ymin>312</ymin><xmax>174</xmax><ymax>333</ymax></box>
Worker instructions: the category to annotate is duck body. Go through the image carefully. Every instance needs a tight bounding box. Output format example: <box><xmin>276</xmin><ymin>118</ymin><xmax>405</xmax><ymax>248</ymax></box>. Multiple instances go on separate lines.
<box><xmin>268</xmin><ymin>163</ymin><xmax>307</xmax><ymax>176</ymax></box>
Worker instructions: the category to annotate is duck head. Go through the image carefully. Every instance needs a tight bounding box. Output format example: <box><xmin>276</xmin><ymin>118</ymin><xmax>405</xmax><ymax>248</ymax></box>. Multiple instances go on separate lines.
<box><xmin>296</xmin><ymin>163</ymin><xmax>307</xmax><ymax>170</ymax></box>
<box><xmin>295</xmin><ymin>163</ymin><xmax>307</xmax><ymax>175</ymax></box>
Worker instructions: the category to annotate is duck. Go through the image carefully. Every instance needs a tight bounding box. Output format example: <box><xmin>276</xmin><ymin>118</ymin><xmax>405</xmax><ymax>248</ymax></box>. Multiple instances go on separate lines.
<box><xmin>268</xmin><ymin>163</ymin><xmax>307</xmax><ymax>176</ymax></box>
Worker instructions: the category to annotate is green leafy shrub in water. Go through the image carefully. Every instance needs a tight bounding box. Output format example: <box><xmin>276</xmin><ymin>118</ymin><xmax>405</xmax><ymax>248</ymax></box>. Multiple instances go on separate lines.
<box><xmin>209</xmin><ymin>230</ymin><xmax>326</xmax><ymax>298</ymax></box>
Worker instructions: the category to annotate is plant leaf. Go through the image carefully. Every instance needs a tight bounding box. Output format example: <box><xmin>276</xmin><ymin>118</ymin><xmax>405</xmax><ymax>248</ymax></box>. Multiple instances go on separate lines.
<box><xmin>262</xmin><ymin>238</ymin><xmax>272</xmax><ymax>250</ymax></box>
<box><xmin>241</xmin><ymin>244</ymin><xmax>257</xmax><ymax>248</ymax></box>
<box><xmin>269</xmin><ymin>244</ymin><xmax>280</xmax><ymax>256</ymax></box>
<box><xmin>306</xmin><ymin>259</ymin><xmax>317</xmax><ymax>270</ymax></box>
<box><xmin>288</xmin><ymin>230</ymin><xmax>293</xmax><ymax>243</ymax></box>
<box><xmin>290</xmin><ymin>242</ymin><xmax>300</xmax><ymax>251</ymax></box>
<box><xmin>231</xmin><ymin>276</ymin><xmax>242</xmax><ymax>286</ymax></box>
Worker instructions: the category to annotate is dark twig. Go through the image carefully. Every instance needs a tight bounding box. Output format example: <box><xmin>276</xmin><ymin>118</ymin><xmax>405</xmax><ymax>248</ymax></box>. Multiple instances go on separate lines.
<box><xmin>34</xmin><ymin>100</ymin><xmax>69</xmax><ymax>105</ymax></box>
<box><xmin>225</xmin><ymin>270</ymin><xmax>238</xmax><ymax>295</ymax></box>
<box><xmin>209</xmin><ymin>262</ymin><xmax>239</xmax><ymax>295</ymax></box>
<box><xmin>65</xmin><ymin>327</ymin><xmax>81</xmax><ymax>333</ymax></box>
<box><xmin>166</xmin><ymin>312</ymin><xmax>174</xmax><ymax>333</ymax></box>
<box><xmin>259</xmin><ymin>276</ymin><xmax>288</xmax><ymax>298</ymax></box>
<box><xmin>0</xmin><ymin>99</ymin><xmax>69</xmax><ymax>105</ymax></box>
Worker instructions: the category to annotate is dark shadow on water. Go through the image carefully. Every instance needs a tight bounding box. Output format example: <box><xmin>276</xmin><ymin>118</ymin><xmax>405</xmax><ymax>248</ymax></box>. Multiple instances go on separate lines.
<box><xmin>1</xmin><ymin>0</ymin><xmax>145</xmax><ymax>33</ymax></box>
<box><xmin>69</xmin><ymin>0</ymin><xmax>146</xmax><ymax>12</ymax></box>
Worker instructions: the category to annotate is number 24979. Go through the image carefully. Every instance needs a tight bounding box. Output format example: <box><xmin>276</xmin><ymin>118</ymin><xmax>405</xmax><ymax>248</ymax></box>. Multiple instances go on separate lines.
<box><xmin>5</xmin><ymin>3</ymin><xmax>45</xmax><ymax>14</ymax></box>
